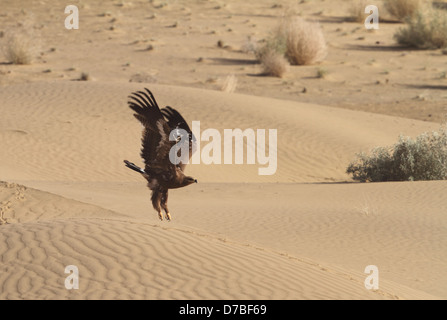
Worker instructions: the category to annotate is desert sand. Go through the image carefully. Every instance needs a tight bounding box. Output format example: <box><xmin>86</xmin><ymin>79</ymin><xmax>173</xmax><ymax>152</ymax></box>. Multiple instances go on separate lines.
<box><xmin>0</xmin><ymin>0</ymin><xmax>446</xmax><ymax>300</ymax></box>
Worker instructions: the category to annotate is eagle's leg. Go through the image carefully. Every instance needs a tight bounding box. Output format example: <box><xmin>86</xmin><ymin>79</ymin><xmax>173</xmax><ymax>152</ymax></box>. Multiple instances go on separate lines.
<box><xmin>151</xmin><ymin>190</ymin><xmax>164</xmax><ymax>221</ymax></box>
<box><xmin>160</xmin><ymin>190</ymin><xmax>171</xmax><ymax>221</ymax></box>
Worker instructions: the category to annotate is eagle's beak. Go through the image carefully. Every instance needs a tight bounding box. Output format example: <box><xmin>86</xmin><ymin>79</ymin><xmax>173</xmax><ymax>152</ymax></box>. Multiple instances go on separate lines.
<box><xmin>194</xmin><ymin>179</ymin><xmax>198</xmax><ymax>183</ymax></box>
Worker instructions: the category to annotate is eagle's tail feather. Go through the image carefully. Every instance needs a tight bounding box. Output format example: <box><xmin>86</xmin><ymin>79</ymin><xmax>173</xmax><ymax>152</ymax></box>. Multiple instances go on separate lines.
<box><xmin>124</xmin><ymin>160</ymin><xmax>145</xmax><ymax>174</ymax></box>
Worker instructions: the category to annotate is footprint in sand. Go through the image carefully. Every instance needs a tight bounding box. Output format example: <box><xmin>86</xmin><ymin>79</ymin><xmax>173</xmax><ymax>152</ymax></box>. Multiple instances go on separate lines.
<box><xmin>0</xmin><ymin>183</ymin><xmax>26</xmax><ymax>224</ymax></box>
<box><xmin>0</xmin><ymin>200</ymin><xmax>12</xmax><ymax>224</ymax></box>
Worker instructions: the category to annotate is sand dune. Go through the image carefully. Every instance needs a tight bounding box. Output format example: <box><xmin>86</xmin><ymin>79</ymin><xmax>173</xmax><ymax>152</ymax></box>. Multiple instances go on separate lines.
<box><xmin>0</xmin><ymin>81</ymin><xmax>438</xmax><ymax>183</ymax></box>
<box><xmin>1</xmin><ymin>81</ymin><xmax>445</xmax><ymax>300</ymax></box>
<box><xmin>1</xmin><ymin>0</ymin><xmax>446</xmax><ymax>300</ymax></box>
<box><xmin>0</xmin><ymin>181</ymin><xmax>441</xmax><ymax>300</ymax></box>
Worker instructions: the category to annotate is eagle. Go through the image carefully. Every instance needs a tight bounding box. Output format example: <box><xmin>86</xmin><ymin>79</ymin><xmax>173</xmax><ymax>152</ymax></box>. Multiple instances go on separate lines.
<box><xmin>124</xmin><ymin>88</ymin><xmax>197</xmax><ymax>221</ymax></box>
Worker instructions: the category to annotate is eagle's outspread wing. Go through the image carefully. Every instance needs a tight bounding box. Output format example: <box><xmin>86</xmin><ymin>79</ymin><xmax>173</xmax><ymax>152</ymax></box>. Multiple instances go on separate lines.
<box><xmin>128</xmin><ymin>88</ymin><xmax>174</xmax><ymax>172</ymax></box>
<box><xmin>161</xmin><ymin>106</ymin><xmax>196</xmax><ymax>171</ymax></box>
<box><xmin>125</xmin><ymin>88</ymin><xmax>198</xmax><ymax>222</ymax></box>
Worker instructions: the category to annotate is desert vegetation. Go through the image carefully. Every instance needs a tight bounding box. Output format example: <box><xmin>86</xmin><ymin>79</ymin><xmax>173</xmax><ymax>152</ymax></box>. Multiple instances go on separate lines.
<box><xmin>316</xmin><ymin>67</ymin><xmax>328</xmax><ymax>79</ymax></box>
<box><xmin>1</xmin><ymin>14</ymin><xmax>40</xmax><ymax>65</ymax></box>
<box><xmin>394</xmin><ymin>7</ymin><xmax>447</xmax><ymax>49</ymax></box>
<box><xmin>347</xmin><ymin>125</ymin><xmax>447</xmax><ymax>182</ymax></box>
<box><xmin>3</xmin><ymin>32</ymin><xmax>35</xmax><ymax>65</ymax></box>
<box><xmin>253</xmin><ymin>16</ymin><xmax>327</xmax><ymax>77</ymax></box>
<box><xmin>259</xmin><ymin>47</ymin><xmax>289</xmax><ymax>78</ymax></box>
<box><xmin>281</xmin><ymin>17</ymin><xmax>327</xmax><ymax>66</ymax></box>
<box><xmin>385</xmin><ymin>0</ymin><xmax>424</xmax><ymax>21</ymax></box>
<box><xmin>2</xmin><ymin>0</ymin><xmax>447</xmax><ymax>301</ymax></box>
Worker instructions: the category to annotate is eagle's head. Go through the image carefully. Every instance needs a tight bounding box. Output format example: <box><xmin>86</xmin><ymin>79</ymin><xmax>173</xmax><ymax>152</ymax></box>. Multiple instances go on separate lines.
<box><xmin>183</xmin><ymin>176</ymin><xmax>198</xmax><ymax>186</ymax></box>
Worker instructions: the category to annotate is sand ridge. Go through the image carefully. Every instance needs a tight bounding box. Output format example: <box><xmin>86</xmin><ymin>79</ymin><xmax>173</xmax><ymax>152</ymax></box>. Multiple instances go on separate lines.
<box><xmin>0</xmin><ymin>181</ymin><xmax>442</xmax><ymax>300</ymax></box>
<box><xmin>0</xmin><ymin>81</ymin><xmax>439</xmax><ymax>183</ymax></box>
<box><xmin>0</xmin><ymin>80</ymin><xmax>445</xmax><ymax>300</ymax></box>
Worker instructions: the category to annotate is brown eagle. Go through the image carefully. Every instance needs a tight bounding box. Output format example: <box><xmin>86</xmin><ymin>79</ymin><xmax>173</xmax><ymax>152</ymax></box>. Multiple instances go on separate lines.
<box><xmin>124</xmin><ymin>88</ymin><xmax>197</xmax><ymax>221</ymax></box>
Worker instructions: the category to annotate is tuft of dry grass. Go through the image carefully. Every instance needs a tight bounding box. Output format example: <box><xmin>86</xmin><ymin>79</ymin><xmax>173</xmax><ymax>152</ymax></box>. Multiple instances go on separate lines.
<box><xmin>3</xmin><ymin>33</ymin><xmax>35</xmax><ymax>65</ymax></box>
<box><xmin>254</xmin><ymin>16</ymin><xmax>327</xmax><ymax>67</ymax></box>
<box><xmin>259</xmin><ymin>48</ymin><xmax>289</xmax><ymax>77</ymax></box>
<box><xmin>316</xmin><ymin>67</ymin><xmax>328</xmax><ymax>79</ymax></box>
<box><xmin>2</xmin><ymin>13</ymin><xmax>41</xmax><ymax>65</ymax></box>
<box><xmin>281</xmin><ymin>17</ymin><xmax>327</xmax><ymax>65</ymax></box>
<box><xmin>255</xmin><ymin>36</ymin><xmax>286</xmax><ymax>62</ymax></box>
<box><xmin>384</xmin><ymin>0</ymin><xmax>424</xmax><ymax>21</ymax></box>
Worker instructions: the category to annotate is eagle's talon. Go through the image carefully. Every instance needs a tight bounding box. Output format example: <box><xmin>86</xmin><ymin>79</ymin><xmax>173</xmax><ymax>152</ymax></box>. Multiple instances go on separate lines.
<box><xmin>165</xmin><ymin>212</ymin><xmax>171</xmax><ymax>221</ymax></box>
<box><xmin>158</xmin><ymin>212</ymin><xmax>163</xmax><ymax>221</ymax></box>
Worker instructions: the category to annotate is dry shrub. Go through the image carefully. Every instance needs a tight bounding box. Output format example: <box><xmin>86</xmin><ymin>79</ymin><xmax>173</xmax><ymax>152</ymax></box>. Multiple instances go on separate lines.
<box><xmin>281</xmin><ymin>17</ymin><xmax>327</xmax><ymax>65</ymax></box>
<box><xmin>316</xmin><ymin>67</ymin><xmax>328</xmax><ymax>79</ymax></box>
<box><xmin>252</xmin><ymin>16</ymin><xmax>326</xmax><ymax>76</ymax></box>
<box><xmin>2</xmin><ymin>13</ymin><xmax>40</xmax><ymax>65</ymax></box>
<box><xmin>347</xmin><ymin>125</ymin><xmax>447</xmax><ymax>182</ymax></box>
<box><xmin>260</xmin><ymin>48</ymin><xmax>289</xmax><ymax>77</ymax></box>
<box><xmin>384</xmin><ymin>0</ymin><xmax>423</xmax><ymax>21</ymax></box>
<box><xmin>255</xmin><ymin>36</ymin><xmax>286</xmax><ymax>62</ymax></box>
<box><xmin>394</xmin><ymin>8</ymin><xmax>447</xmax><ymax>49</ymax></box>
<box><xmin>3</xmin><ymin>33</ymin><xmax>35</xmax><ymax>65</ymax></box>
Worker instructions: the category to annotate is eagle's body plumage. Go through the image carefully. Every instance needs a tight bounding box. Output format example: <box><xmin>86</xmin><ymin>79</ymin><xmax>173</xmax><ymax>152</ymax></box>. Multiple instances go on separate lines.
<box><xmin>124</xmin><ymin>88</ymin><xmax>197</xmax><ymax>221</ymax></box>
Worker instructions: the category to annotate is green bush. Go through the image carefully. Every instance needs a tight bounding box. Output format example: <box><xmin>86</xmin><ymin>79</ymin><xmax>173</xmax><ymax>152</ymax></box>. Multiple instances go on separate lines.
<box><xmin>347</xmin><ymin>125</ymin><xmax>447</xmax><ymax>182</ymax></box>
<box><xmin>394</xmin><ymin>9</ymin><xmax>447</xmax><ymax>49</ymax></box>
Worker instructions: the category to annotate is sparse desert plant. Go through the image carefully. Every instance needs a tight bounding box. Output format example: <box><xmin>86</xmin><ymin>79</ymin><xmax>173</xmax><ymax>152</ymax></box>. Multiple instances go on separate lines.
<box><xmin>3</xmin><ymin>33</ymin><xmax>35</xmax><ymax>64</ymax></box>
<box><xmin>347</xmin><ymin>146</ymin><xmax>395</xmax><ymax>182</ymax></box>
<box><xmin>316</xmin><ymin>67</ymin><xmax>328</xmax><ymax>78</ymax></box>
<box><xmin>347</xmin><ymin>125</ymin><xmax>447</xmax><ymax>182</ymax></box>
<box><xmin>259</xmin><ymin>48</ymin><xmax>289</xmax><ymax>77</ymax></box>
<box><xmin>254</xmin><ymin>16</ymin><xmax>326</xmax><ymax>67</ymax></box>
<box><xmin>347</xmin><ymin>0</ymin><xmax>369</xmax><ymax>22</ymax></box>
<box><xmin>255</xmin><ymin>36</ymin><xmax>287</xmax><ymax>62</ymax></box>
<box><xmin>394</xmin><ymin>8</ymin><xmax>447</xmax><ymax>49</ymax></box>
<box><xmin>384</xmin><ymin>0</ymin><xmax>423</xmax><ymax>21</ymax></box>
<box><xmin>2</xmin><ymin>14</ymin><xmax>41</xmax><ymax>65</ymax></box>
<box><xmin>281</xmin><ymin>17</ymin><xmax>327</xmax><ymax>65</ymax></box>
